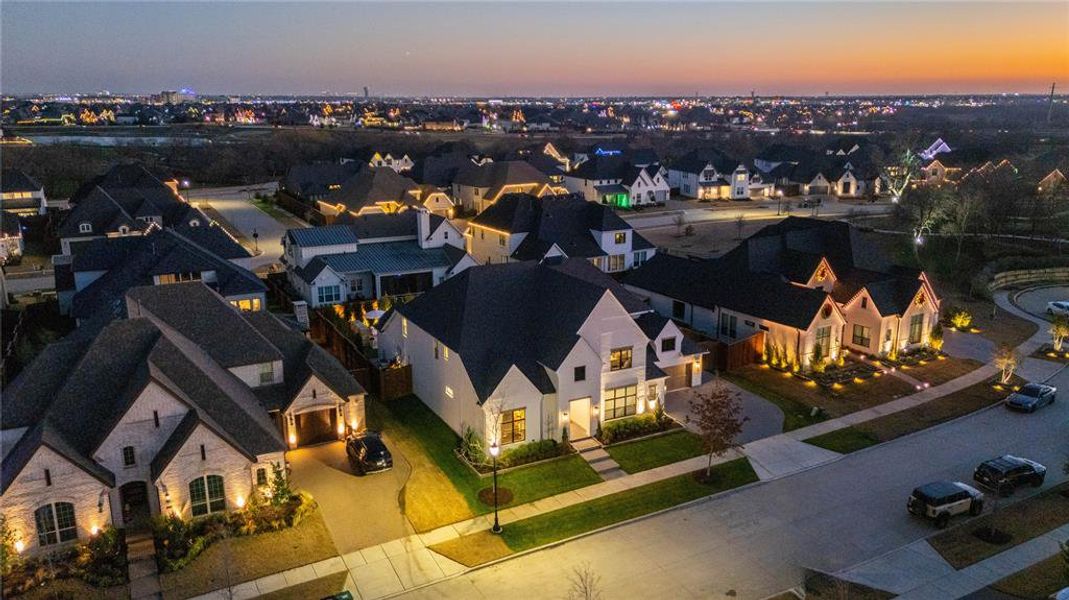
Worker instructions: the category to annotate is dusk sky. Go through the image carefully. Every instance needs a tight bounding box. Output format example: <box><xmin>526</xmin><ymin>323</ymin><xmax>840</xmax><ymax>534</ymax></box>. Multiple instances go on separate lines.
<box><xmin>3</xmin><ymin>1</ymin><xmax>1067</xmax><ymax>97</ymax></box>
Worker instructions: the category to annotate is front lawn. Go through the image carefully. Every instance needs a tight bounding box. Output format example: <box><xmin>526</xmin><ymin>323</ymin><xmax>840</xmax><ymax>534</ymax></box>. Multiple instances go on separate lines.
<box><xmin>927</xmin><ymin>483</ymin><xmax>1069</xmax><ymax>569</ymax></box>
<box><xmin>16</xmin><ymin>579</ymin><xmax>127</xmax><ymax>600</ymax></box>
<box><xmin>431</xmin><ymin>458</ymin><xmax>758</xmax><ymax>567</ymax></box>
<box><xmin>724</xmin><ymin>364</ymin><xmax>915</xmax><ymax>425</ymax></box>
<box><xmin>804</xmin><ymin>375</ymin><xmax>1023</xmax><ymax>453</ymax></box>
<box><xmin>604</xmin><ymin>430</ymin><xmax>705</xmax><ymax>473</ymax></box>
<box><xmin>990</xmin><ymin>553</ymin><xmax>1069</xmax><ymax>599</ymax></box>
<box><xmin>896</xmin><ymin>356</ymin><xmax>983</xmax><ymax>386</ymax></box>
<box><xmin>259</xmin><ymin>572</ymin><xmax>349</xmax><ymax>600</ymax></box>
<box><xmin>371</xmin><ymin>395</ymin><xmax>601</xmax><ymax>532</ymax></box>
<box><xmin>159</xmin><ymin>510</ymin><xmax>337</xmax><ymax>600</ymax></box>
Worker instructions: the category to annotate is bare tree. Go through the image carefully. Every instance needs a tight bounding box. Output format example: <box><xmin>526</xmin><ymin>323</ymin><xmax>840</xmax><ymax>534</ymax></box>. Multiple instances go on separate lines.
<box><xmin>565</xmin><ymin>562</ymin><xmax>603</xmax><ymax>600</ymax></box>
<box><xmin>883</xmin><ymin>148</ymin><xmax>920</xmax><ymax>202</ymax></box>
<box><xmin>687</xmin><ymin>378</ymin><xmax>748</xmax><ymax>479</ymax></box>
<box><xmin>1049</xmin><ymin>314</ymin><xmax>1069</xmax><ymax>352</ymax></box>
<box><xmin>993</xmin><ymin>344</ymin><xmax>1020</xmax><ymax>384</ymax></box>
<box><xmin>944</xmin><ymin>188</ymin><xmax>979</xmax><ymax>264</ymax></box>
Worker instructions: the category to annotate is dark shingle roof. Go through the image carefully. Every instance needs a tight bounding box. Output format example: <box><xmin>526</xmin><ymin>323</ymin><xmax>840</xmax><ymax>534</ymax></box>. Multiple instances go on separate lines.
<box><xmin>282</xmin><ymin>163</ymin><xmax>361</xmax><ymax>199</ymax></box>
<box><xmin>1</xmin><ymin>168</ymin><xmax>42</xmax><ymax>193</ymax></box>
<box><xmin>327</xmin><ymin>166</ymin><xmax>420</xmax><ymax>214</ymax></box>
<box><xmin>395</xmin><ymin>259</ymin><xmax>648</xmax><ymax>401</ymax></box>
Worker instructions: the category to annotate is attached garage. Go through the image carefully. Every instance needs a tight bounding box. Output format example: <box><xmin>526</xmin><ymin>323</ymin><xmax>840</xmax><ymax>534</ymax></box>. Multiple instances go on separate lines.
<box><xmin>294</xmin><ymin>409</ymin><xmax>337</xmax><ymax>447</ymax></box>
<box><xmin>663</xmin><ymin>363</ymin><xmax>692</xmax><ymax>391</ymax></box>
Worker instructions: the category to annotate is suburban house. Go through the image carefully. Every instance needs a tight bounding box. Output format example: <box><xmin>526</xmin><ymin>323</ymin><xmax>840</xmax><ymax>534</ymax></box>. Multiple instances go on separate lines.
<box><xmin>1037</xmin><ymin>168</ymin><xmax>1066</xmax><ymax>194</ymax></box>
<box><xmin>284</xmin><ymin>209</ymin><xmax>475</xmax><ymax>307</ymax></box>
<box><xmin>56</xmin><ymin>164</ymin><xmax>210</xmax><ymax>256</ymax></box>
<box><xmin>1</xmin><ymin>211</ymin><xmax>24</xmax><ymax>264</ymax></box>
<box><xmin>1</xmin><ymin>169</ymin><xmax>47</xmax><ymax>216</ymax></box>
<box><xmin>451</xmin><ymin>160</ymin><xmax>568</xmax><ymax>213</ymax></box>
<box><xmin>921</xmin><ymin>159</ymin><xmax>964</xmax><ymax>185</ymax></box>
<box><xmin>366</xmin><ymin>152</ymin><xmax>414</xmax><ymax>173</ymax></box>
<box><xmin>54</xmin><ymin>226</ymin><xmax>264</xmax><ymax>325</ymax></box>
<box><xmin>317</xmin><ymin>166</ymin><xmax>455</xmax><ymax>219</ymax></box>
<box><xmin>623</xmin><ymin>217</ymin><xmax>940</xmax><ymax>370</ymax></box>
<box><xmin>377</xmin><ymin>259</ymin><xmax>704</xmax><ymax>448</ymax></box>
<box><xmin>0</xmin><ymin>283</ymin><xmax>365</xmax><ymax>555</ymax></box>
<box><xmin>562</xmin><ymin>156</ymin><xmax>669</xmax><ymax>207</ymax></box>
<box><xmin>667</xmin><ymin>150</ymin><xmax>752</xmax><ymax>200</ymax></box>
<box><xmin>280</xmin><ymin>162</ymin><xmax>362</xmax><ymax>204</ymax></box>
<box><xmin>465</xmin><ymin>193</ymin><xmax>655</xmax><ymax>272</ymax></box>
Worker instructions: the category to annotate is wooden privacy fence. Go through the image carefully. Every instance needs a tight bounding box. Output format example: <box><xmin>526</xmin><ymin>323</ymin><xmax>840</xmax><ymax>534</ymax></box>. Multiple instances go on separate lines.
<box><xmin>309</xmin><ymin>309</ymin><xmax>413</xmax><ymax>400</ymax></box>
<box><xmin>687</xmin><ymin>329</ymin><xmax>765</xmax><ymax>373</ymax></box>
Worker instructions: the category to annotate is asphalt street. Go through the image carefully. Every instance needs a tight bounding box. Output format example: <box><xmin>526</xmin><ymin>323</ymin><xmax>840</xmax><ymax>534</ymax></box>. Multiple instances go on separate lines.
<box><xmin>399</xmin><ymin>361</ymin><xmax>1068</xmax><ymax>600</ymax></box>
<box><xmin>187</xmin><ymin>182</ymin><xmax>286</xmax><ymax>270</ymax></box>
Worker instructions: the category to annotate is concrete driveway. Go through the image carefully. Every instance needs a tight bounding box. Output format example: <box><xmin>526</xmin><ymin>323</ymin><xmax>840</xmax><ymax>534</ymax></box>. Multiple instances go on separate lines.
<box><xmin>665</xmin><ymin>371</ymin><xmax>785</xmax><ymax>444</ymax></box>
<box><xmin>1015</xmin><ymin>285</ymin><xmax>1069</xmax><ymax>321</ymax></box>
<box><xmin>287</xmin><ymin>441</ymin><xmax>414</xmax><ymax>555</ymax></box>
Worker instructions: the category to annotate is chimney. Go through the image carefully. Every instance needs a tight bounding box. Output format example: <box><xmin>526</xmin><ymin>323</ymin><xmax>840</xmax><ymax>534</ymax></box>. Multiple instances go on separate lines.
<box><xmin>416</xmin><ymin>207</ymin><xmax>432</xmax><ymax>249</ymax></box>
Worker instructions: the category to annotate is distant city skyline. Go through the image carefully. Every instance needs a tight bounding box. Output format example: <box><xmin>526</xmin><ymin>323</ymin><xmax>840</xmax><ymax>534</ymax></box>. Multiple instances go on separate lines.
<box><xmin>2</xmin><ymin>1</ymin><xmax>1067</xmax><ymax>97</ymax></box>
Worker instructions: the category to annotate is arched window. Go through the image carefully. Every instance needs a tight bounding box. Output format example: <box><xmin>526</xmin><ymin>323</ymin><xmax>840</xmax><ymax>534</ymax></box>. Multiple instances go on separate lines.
<box><xmin>78</xmin><ymin>222</ymin><xmax>92</xmax><ymax>234</ymax></box>
<box><xmin>34</xmin><ymin>502</ymin><xmax>77</xmax><ymax>546</ymax></box>
<box><xmin>189</xmin><ymin>475</ymin><xmax>226</xmax><ymax>517</ymax></box>
<box><xmin>118</xmin><ymin>225</ymin><xmax>130</xmax><ymax>235</ymax></box>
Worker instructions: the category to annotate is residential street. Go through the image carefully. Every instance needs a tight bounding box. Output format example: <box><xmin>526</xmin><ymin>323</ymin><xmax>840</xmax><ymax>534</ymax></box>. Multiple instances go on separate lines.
<box><xmin>622</xmin><ymin>196</ymin><xmax>894</xmax><ymax>232</ymax></box>
<box><xmin>188</xmin><ymin>182</ymin><xmax>288</xmax><ymax>270</ymax></box>
<box><xmin>398</xmin><ymin>366</ymin><xmax>1068</xmax><ymax>600</ymax></box>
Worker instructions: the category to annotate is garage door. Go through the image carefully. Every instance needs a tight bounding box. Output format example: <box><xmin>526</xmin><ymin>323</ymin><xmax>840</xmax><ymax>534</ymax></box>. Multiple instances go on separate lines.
<box><xmin>296</xmin><ymin>409</ymin><xmax>336</xmax><ymax>446</ymax></box>
<box><xmin>664</xmin><ymin>363</ymin><xmax>691</xmax><ymax>391</ymax></box>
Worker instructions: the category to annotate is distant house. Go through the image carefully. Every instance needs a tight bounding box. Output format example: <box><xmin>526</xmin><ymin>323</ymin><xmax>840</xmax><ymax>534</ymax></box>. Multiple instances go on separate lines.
<box><xmin>0</xmin><ymin>283</ymin><xmax>365</xmax><ymax>555</ymax></box>
<box><xmin>377</xmin><ymin>259</ymin><xmax>704</xmax><ymax>448</ymax></box>
<box><xmin>366</xmin><ymin>152</ymin><xmax>414</xmax><ymax>173</ymax></box>
<box><xmin>0</xmin><ymin>211</ymin><xmax>24</xmax><ymax>264</ymax></box>
<box><xmin>465</xmin><ymin>193</ymin><xmax>655</xmax><ymax>271</ymax></box>
<box><xmin>666</xmin><ymin>150</ymin><xmax>751</xmax><ymax>200</ymax></box>
<box><xmin>451</xmin><ymin>161</ymin><xmax>567</xmax><ymax>213</ymax></box>
<box><xmin>56</xmin><ymin>164</ymin><xmax>209</xmax><ymax>255</ymax></box>
<box><xmin>920</xmin><ymin>159</ymin><xmax>963</xmax><ymax>185</ymax></box>
<box><xmin>623</xmin><ymin>217</ymin><xmax>940</xmax><ymax>370</ymax></box>
<box><xmin>317</xmin><ymin>166</ymin><xmax>454</xmax><ymax>219</ymax></box>
<box><xmin>918</xmin><ymin>138</ymin><xmax>952</xmax><ymax>161</ymax></box>
<box><xmin>1037</xmin><ymin>168</ymin><xmax>1066</xmax><ymax>194</ymax></box>
<box><xmin>1</xmin><ymin>169</ymin><xmax>47</xmax><ymax>216</ymax></box>
<box><xmin>562</xmin><ymin>157</ymin><xmax>669</xmax><ymax>207</ymax></box>
<box><xmin>55</xmin><ymin>226</ymin><xmax>263</xmax><ymax>325</ymax></box>
<box><xmin>280</xmin><ymin>163</ymin><xmax>362</xmax><ymax>204</ymax></box>
<box><xmin>284</xmin><ymin>209</ymin><xmax>475</xmax><ymax>307</ymax></box>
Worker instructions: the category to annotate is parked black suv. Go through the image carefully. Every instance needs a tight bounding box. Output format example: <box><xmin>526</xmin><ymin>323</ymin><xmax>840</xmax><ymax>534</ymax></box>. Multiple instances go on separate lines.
<box><xmin>346</xmin><ymin>432</ymin><xmax>393</xmax><ymax>475</ymax></box>
<box><xmin>907</xmin><ymin>481</ymin><xmax>984</xmax><ymax>528</ymax></box>
<box><xmin>973</xmin><ymin>455</ymin><xmax>1046</xmax><ymax>495</ymax></box>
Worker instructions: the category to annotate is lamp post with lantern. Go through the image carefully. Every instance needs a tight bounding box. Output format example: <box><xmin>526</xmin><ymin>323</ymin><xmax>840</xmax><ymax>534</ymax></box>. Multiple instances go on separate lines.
<box><xmin>489</xmin><ymin>441</ymin><xmax>503</xmax><ymax>534</ymax></box>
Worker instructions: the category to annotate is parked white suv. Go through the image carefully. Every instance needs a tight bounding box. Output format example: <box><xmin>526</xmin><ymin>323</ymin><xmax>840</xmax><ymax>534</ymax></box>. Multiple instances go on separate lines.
<box><xmin>1048</xmin><ymin>301</ymin><xmax>1069</xmax><ymax>317</ymax></box>
<box><xmin>907</xmin><ymin>481</ymin><xmax>984</xmax><ymax>528</ymax></box>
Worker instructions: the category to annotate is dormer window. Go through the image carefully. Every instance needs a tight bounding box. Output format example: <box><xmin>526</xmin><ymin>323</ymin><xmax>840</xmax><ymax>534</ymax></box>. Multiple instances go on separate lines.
<box><xmin>118</xmin><ymin>225</ymin><xmax>130</xmax><ymax>235</ymax></box>
<box><xmin>614</xmin><ymin>232</ymin><xmax>627</xmax><ymax>244</ymax></box>
<box><xmin>79</xmin><ymin>222</ymin><xmax>92</xmax><ymax>234</ymax></box>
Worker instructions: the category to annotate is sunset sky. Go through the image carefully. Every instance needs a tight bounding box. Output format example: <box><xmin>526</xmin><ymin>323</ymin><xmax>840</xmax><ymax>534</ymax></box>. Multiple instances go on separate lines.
<box><xmin>2</xmin><ymin>1</ymin><xmax>1067</xmax><ymax>96</ymax></box>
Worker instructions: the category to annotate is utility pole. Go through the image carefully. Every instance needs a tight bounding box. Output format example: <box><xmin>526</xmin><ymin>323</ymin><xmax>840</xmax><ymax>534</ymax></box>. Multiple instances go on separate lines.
<box><xmin>1047</xmin><ymin>82</ymin><xmax>1056</xmax><ymax>124</ymax></box>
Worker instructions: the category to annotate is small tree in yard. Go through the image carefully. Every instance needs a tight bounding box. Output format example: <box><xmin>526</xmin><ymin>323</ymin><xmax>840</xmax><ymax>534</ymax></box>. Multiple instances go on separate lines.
<box><xmin>735</xmin><ymin>214</ymin><xmax>745</xmax><ymax>240</ymax></box>
<box><xmin>0</xmin><ymin>515</ymin><xmax>19</xmax><ymax>578</ymax></box>
<box><xmin>687</xmin><ymin>379</ymin><xmax>748</xmax><ymax>481</ymax></box>
<box><xmin>269</xmin><ymin>462</ymin><xmax>294</xmax><ymax>506</ymax></box>
<box><xmin>1049</xmin><ymin>314</ymin><xmax>1069</xmax><ymax>352</ymax></box>
<box><xmin>994</xmin><ymin>344</ymin><xmax>1020</xmax><ymax>384</ymax></box>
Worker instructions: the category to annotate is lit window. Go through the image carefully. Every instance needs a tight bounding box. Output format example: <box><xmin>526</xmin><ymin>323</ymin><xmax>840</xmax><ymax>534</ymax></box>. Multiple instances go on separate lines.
<box><xmin>607</xmin><ymin>254</ymin><xmax>625</xmax><ymax>272</ymax></box>
<box><xmin>189</xmin><ymin>475</ymin><xmax>226</xmax><ymax>517</ymax></box>
<box><xmin>256</xmin><ymin>468</ymin><xmax>268</xmax><ymax>487</ymax></box>
<box><xmin>316</xmin><ymin>285</ymin><xmax>341</xmax><ymax>305</ymax></box>
<box><xmin>445</xmin><ymin>386</ymin><xmax>454</xmax><ymax>398</ymax></box>
<box><xmin>614</xmin><ymin>232</ymin><xmax>627</xmax><ymax>244</ymax></box>
<box><xmin>499</xmin><ymin>408</ymin><xmax>526</xmax><ymax>445</ymax></box>
<box><xmin>609</xmin><ymin>347</ymin><xmax>632</xmax><ymax>371</ymax></box>
<box><xmin>35</xmin><ymin>502</ymin><xmax>77</xmax><ymax>546</ymax></box>
<box><xmin>603</xmin><ymin>385</ymin><xmax>637</xmax><ymax>420</ymax></box>
<box><xmin>443</xmin><ymin>346</ymin><xmax>449</xmax><ymax>361</ymax></box>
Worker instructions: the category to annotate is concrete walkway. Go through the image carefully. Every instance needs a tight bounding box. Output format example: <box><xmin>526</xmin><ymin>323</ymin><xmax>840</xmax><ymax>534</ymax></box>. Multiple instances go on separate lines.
<box><xmin>188</xmin><ymin>291</ymin><xmax>1057</xmax><ymax>600</ymax></box>
<box><xmin>572</xmin><ymin>437</ymin><xmax>626</xmax><ymax>480</ymax></box>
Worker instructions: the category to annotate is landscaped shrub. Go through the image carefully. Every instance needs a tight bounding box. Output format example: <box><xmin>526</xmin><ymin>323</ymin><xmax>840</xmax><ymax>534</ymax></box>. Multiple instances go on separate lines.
<box><xmin>499</xmin><ymin>440</ymin><xmax>563</xmax><ymax>468</ymax></box>
<box><xmin>930</xmin><ymin>323</ymin><xmax>944</xmax><ymax>351</ymax></box>
<box><xmin>75</xmin><ymin>526</ymin><xmax>127</xmax><ymax>587</ymax></box>
<box><xmin>0</xmin><ymin>515</ymin><xmax>19</xmax><ymax>579</ymax></box>
<box><xmin>600</xmin><ymin>413</ymin><xmax>671</xmax><ymax>444</ymax></box>
<box><xmin>459</xmin><ymin>425</ymin><xmax>485</xmax><ymax>465</ymax></box>
<box><xmin>946</xmin><ymin>307</ymin><xmax>973</xmax><ymax>329</ymax></box>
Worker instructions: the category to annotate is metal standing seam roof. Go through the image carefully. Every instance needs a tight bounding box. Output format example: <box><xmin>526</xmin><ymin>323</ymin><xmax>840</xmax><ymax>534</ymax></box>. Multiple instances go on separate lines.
<box><xmin>317</xmin><ymin>241</ymin><xmax>455</xmax><ymax>276</ymax></box>
<box><xmin>286</xmin><ymin>225</ymin><xmax>360</xmax><ymax>247</ymax></box>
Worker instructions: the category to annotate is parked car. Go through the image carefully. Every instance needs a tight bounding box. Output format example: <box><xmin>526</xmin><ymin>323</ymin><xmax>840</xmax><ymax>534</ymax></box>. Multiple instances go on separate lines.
<box><xmin>1051</xmin><ymin>586</ymin><xmax>1069</xmax><ymax>600</ymax></box>
<box><xmin>799</xmin><ymin>197</ymin><xmax>823</xmax><ymax>208</ymax></box>
<box><xmin>1005</xmin><ymin>382</ymin><xmax>1057</xmax><ymax>412</ymax></box>
<box><xmin>346</xmin><ymin>432</ymin><xmax>393</xmax><ymax>475</ymax></box>
<box><xmin>907</xmin><ymin>481</ymin><xmax>984</xmax><ymax>528</ymax></box>
<box><xmin>1047</xmin><ymin>301</ymin><xmax>1069</xmax><ymax>317</ymax></box>
<box><xmin>973</xmin><ymin>455</ymin><xmax>1046</xmax><ymax>495</ymax></box>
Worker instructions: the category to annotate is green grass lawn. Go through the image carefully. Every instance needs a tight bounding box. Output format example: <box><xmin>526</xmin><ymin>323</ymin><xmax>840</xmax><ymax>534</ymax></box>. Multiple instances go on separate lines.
<box><xmin>898</xmin><ymin>356</ymin><xmax>982</xmax><ymax>386</ymax></box>
<box><xmin>159</xmin><ymin>510</ymin><xmax>337</xmax><ymax>600</ymax></box>
<box><xmin>259</xmin><ymin>572</ymin><xmax>349</xmax><ymax>600</ymax></box>
<box><xmin>604</xmin><ymin>429</ymin><xmax>705</xmax><ymax>473</ymax></box>
<box><xmin>928</xmin><ymin>483</ymin><xmax>1069</xmax><ymax>569</ymax></box>
<box><xmin>990</xmin><ymin>553</ymin><xmax>1069</xmax><ymax>599</ymax></box>
<box><xmin>804</xmin><ymin>375</ymin><xmax>1023</xmax><ymax>454</ymax></box>
<box><xmin>373</xmin><ymin>395</ymin><xmax>602</xmax><ymax>532</ymax></box>
<box><xmin>431</xmin><ymin>458</ymin><xmax>758</xmax><ymax>567</ymax></box>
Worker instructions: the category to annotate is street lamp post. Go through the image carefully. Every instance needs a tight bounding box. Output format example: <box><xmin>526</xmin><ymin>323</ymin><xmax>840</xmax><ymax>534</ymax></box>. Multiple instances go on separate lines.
<box><xmin>776</xmin><ymin>190</ymin><xmax>784</xmax><ymax>215</ymax></box>
<box><xmin>489</xmin><ymin>441</ymin><xmax>502</xmax><ymax>534</ymax></box>
<box><xmin>252</xmin><ymin>229</ymin><xmax>259</xmax><ymax>253</ymax></box>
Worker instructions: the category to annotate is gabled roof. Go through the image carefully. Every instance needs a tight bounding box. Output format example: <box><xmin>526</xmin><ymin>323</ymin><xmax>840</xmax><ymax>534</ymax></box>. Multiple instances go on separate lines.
<box><xmin>282</xmin><ymin>163</ymin><xmax>361</xmax><ymax>199</ymax></box>
<box><xmin>568</xmin><ymin>156</ymin><xmax>630</xmax><ymax>181</ymax></box>
<box><xmin>670</xmin><ymin>149</ymin><xmax>742</xmax><ymax>175</ymax></box>
<box><xmin>327</xmin><ymin>166</ymin><xmax>421</xmax><ymax>213</ymax></box>
<box><xmin>58</xmin><ymin>178</ymin><xmax>206</xmax><ymax>239</ymax></box>
<box><xmin>335</xmin><ymin>210</ymin><xmax>446</xmax><ymax>242</ymax></box>
<box><xmin>395</xmin><ymin>259</ymin><xmax>648</xmax><ymax>402</ymax></box>
<box><xmin>1</xmin><ymin>168</ymin><xmax>42</xmax><ymax>193</ymax></box>
<box><xmin>452</xmin><ymin>160</ymin><xmax>551</xmax><ymax>190</ymax></box>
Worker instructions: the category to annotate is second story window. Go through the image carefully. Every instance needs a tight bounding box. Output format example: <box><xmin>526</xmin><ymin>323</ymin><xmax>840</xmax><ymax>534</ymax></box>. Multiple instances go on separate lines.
<box><xmin>661</xmin><ymin>337</ymin><xmax>676</xmax><ymax>352</ymax></box>
<box><xmin>614</xmin><ymin>232</ymin><xmax>627</xmax><ymax>244</ymax></box>
<box><xmin>574</xmin><ymin>365</ymin><xmax>586</xmax><ymax>382</ymax></box>
<box><xmin>259</xmin><ymin>362</ymin><xmax>275</xmax><ymax>385</ymax></box>
<box><xmin>609</xmin><ymin>347</ymin><xmax>632</xmax><ymax>371</ymax></box>
<box><xmin>122</xmin><ymin>446</ymin><xmax>136</xmax><ymax>467</ymax></box>
<box><xmin>498</xmin><ymin>233</ymin><xmax>506</xmax><ymax>247</ymax></box>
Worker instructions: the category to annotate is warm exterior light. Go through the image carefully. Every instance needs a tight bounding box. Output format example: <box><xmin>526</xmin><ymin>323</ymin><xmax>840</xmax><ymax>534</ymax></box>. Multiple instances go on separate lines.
<box><xmin>350</xmin><ymin>418</ymin><xmax>359</xmax><ymax>430</ymax></box>
<box><xmin>14</xmin><ymin>539</ymin><xmax>25</xmax><ymax>553</ymax></box>
<box><xmin>91</xmin><ymin>525</ymin><xmax>100</xmax><ymax>536</ymax></box>
<box><xmin>488</xmin><ymin>442</ymin><xmax>500</xmax><ymax>458</ymax></box>
<box><xmin>235</xmin><ymin>496</ymin><xmax>246</xmax><ymax>509</ymax></box>
<box><xmin>288</xmin><ymin>433</ymin><xmax>297</xmax><ymax>446</ymax></box>
<box><xmin>337</xmin><ymin>422</ymin><xmax>345</xmax><ymax>435</ymax></box>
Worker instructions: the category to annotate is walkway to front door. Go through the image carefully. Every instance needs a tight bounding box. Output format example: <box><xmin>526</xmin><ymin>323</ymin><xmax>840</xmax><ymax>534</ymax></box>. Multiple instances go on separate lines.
<box><xmin>572</xmin><ymin>437</ymin><xmax>625</xmax><ymax>480</ymax></box>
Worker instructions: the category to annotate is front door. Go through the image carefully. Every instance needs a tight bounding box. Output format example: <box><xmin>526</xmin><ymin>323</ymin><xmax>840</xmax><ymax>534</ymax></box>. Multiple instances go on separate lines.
<box><xmin>568</xmin><ymin>397</ymin><xmax>592</xmax><ymax>440</ymax></box>
<box><xmin>120</xmin><ymin>481</ymin><xmax>151</xmax><ymax>530</ymax></box>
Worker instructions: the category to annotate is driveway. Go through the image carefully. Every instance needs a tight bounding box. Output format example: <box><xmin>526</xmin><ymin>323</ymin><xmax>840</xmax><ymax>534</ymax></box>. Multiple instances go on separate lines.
<box><xmin>665</xmin><ymin>371</ymin><xmax>785</xmax><ymax>444</ymax></box>
<box><xmin>1015</xmin><ymin>285</ymin><xmax>1069</xmax><ymax>321</ymax></box>
<box><xmin>188</xmin><ymin>182</ymin><xmax>291</xmax><ymax>270</ymax></box>
<box><xmin>287</xmin><ymin>441</ymin><xmax>414</xmax><ymax>555</ymax></box>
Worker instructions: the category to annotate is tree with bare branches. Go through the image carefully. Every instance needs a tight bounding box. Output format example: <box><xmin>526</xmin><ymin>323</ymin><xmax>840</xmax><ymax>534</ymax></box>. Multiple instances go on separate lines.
<box><xmin>564</xmin><ymin>562</ymin><xmax>603</xmax><ymax>600</ymax></box>
<box><xmin>994</xmin><ymin>344</ymin><xmax>1020</xmax><ymax>384</ymax></box>
<box><xmin>687</xmin><ymin>378</ymin><xmax>748</xmax><ymax>480</ymax></box>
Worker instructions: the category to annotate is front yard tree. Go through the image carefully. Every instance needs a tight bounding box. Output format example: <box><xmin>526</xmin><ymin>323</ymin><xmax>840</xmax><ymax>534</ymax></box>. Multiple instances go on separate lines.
<box><xmin>565</xmin><ymin>562</ymin><xmax>603</xmax><ymax>600</ymax></box>
<box><xmin>944</xmin><ymin>187</ymin><xmax>980</xmax><ymax>264</ymax></box>
<box><xmin>269</xmin><ymin>462</ymin><xmax>294</xmax><ymax>506</ymax></box>
<box><xmin>1049</xmin><ymin>314</ymin><xmax>1069</xmax><ymax>352</ymax></box>
<box><xmin>994</xmin><ymin>344</ymin><xmax>1020</xmax><ymax>384</ymax></box>
<box><xmin>883</xmin><ymin>148</ymin><xmax>920</xmax><ymax>202</ymax></box>
<box><xmin>688</xmin><ymin>378</ymin><xmax>748</xmax><ymax>480</ymax></box>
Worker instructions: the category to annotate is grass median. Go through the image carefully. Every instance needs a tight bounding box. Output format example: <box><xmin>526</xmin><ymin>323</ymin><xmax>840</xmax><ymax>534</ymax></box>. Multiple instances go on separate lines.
<box><xmin>928</xmin><ymin>483</ymin><xmax>1069</xmax><ymax>569</ymax></box>
<box><xmin>370</xmin><ymin>395</ymin><xmax>602</xmax><ymax>532</ymax></box>
<box><xmin>990</xmin><ymin>553</ymin><xmax>1068</xmax><ymax>599</ymax></box>
<box><xmin>803</xmin><ymin>375</ymin><xmax>1021</xmax><ymax>454</ymax></box>
<box><xmin>430</xmin><ymin>458</ymin><xmax>758</xmax><ymax>567</ymax></box>
<box><xmin>604</xmin><ymin>429</ymin><xmax>705</xmax><ymax>474</ymax></box>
